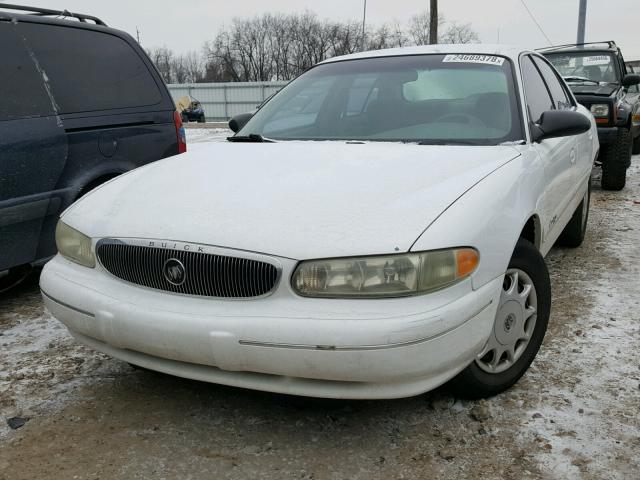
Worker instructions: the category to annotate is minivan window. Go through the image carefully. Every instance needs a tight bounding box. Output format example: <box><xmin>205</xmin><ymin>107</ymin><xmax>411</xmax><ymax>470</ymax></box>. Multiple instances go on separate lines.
<box><xmin>18</xmin><ymin>23</ymin><xmax>162</xmax><ymax>114</ymax></box>
<box><xmin>240</xmin><ymin>54</ymin><xmax>523</xmax><ymax>145</ymax></box>
<box><xmin>0</xmin><ymin>25</ymin><xmax>57</xmax><ymax>121</ymax></box>
<box><xmin>521</xmin><ymin>56</ymin><xmax>554</xmax><ymax>123</ymax></box>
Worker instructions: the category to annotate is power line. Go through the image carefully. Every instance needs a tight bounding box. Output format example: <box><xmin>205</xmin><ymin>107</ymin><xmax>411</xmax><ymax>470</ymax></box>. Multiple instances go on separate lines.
<box><xmin>518</xmin><ymin>0</ymin><xmax>553</xmax><ymax>46</ymax></box>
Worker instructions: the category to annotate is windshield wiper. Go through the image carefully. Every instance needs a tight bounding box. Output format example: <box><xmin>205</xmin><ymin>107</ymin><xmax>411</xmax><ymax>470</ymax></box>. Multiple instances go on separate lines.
<box><xmin>417</xmin><ymin>139</ymin><xmax>478</xmax><ymax>146</ymax></box>
<box><xmin>226</xmin><ymin>133</ymin><xmax>275</xmax><ymax>143</ymax></box>
<box><xmin>563</xmin><ymin>76</ymin><xmax>600</xmax><ymax>85</ymax></box>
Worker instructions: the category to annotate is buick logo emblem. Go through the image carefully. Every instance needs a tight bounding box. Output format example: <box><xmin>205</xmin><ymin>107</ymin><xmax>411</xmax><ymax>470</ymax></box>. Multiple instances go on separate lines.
<box><xmin>163</xmin><ymin>258</ymin><xmax>186</xmax><ymax>286</ymax></box>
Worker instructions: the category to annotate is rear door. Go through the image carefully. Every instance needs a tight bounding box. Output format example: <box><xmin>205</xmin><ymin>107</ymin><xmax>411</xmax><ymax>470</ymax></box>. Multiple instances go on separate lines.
<box><xmin>0</xmin><ymin>21</ymin><xmax>68</xmax><ymax>271</ymax></box>
<box><xmin>14</xmin><ymin>21</ymin><xmax>179</xmax><ymax>194</ymax></box>
<box><xmin>520</xmin><ymin>55</ymin><xmax>576</xmax><ymax>244</ymax></box>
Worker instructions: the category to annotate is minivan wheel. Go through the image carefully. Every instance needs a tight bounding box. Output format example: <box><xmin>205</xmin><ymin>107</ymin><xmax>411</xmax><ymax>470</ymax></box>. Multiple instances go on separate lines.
<box><xmin>0</xmin><ymin>265</ymin><xmax>32</xmax><ymax>293</ymax></box>
<box><xmin>557</xmin><ymin>179</ymin><xmax>590</xmax><ymax>247</ymax></box>
<box><xmin>448</xmin><ymin>239</ymin><xmax>550</xmax><ymax>399</ymax></box>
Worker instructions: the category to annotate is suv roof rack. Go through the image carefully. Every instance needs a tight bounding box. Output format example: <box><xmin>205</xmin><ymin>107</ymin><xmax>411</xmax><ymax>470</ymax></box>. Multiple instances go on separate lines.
<box><xmin>537</xmin><ymin>41</ymin><xmax>617</xmax><ymax>53</ymax></box>
<box><xmin>0</xmin><ymin>3</ymin><xmax>107</xmax><ymax>26</ymax></box>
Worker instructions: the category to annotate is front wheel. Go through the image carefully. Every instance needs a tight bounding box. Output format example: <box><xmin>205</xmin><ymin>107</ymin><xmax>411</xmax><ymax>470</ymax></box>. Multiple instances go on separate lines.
<box><xmin>600</xmin><ymin>128</ymin><xmax>631</xmax><ymax>190</ymax></box>
<box><xmin>448</xmin><ymin>238</ymin><xmax>550</xmax><ymax>399</ymax></box>
<box><xmin>632</xmin><ymin>132</ymin><xmax>640</xmax><ymax>155</ymax></box>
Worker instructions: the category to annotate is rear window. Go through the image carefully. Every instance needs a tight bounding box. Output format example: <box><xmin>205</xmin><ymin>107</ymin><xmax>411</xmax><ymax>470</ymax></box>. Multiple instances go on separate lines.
<box><xmin>0</xmin><ymin>24</ymin><xmax>56</xmax><ymax>121</ymax></box>
<box><xmin>18</xmin><ymin>23</ymin><xmax>162</xmax><ymax>114</ymax></box>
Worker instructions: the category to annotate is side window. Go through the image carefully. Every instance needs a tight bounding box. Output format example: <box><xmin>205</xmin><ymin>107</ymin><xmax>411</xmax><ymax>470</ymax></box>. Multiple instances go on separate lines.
<box><xmin>532</xmin><ymin>57</ymin><xmax>572</xmax><ymax>110</ymax></box>
<box><xmin>18</xmin><ymin>23</ymin><xmax>162</xmax><ymax>114</ymax></box>
<box><xmin>521</xmin><ymin>56</ymin><xmax>554</xmax><ymax>123</ymax></box>
<box><xmin>0</xmin><ymin>25</ymin><xmax>56</xmax><ymax>121</ymax></box>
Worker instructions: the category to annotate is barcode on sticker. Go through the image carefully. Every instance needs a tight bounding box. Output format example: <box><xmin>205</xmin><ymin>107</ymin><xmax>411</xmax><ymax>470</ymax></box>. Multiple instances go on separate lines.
<box><xmin>443</xmin><ymin>54</ymin><xmax>505</xmax><ymax>66</ymax></box>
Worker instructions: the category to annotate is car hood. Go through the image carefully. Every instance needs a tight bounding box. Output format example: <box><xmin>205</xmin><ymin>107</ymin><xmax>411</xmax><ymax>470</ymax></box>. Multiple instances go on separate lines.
<box><xmin>64</xmin><ymin>142</ymin><xmax>520</xmax><ymax>260</ymax></box>
<box><xmin>569</xmin><ymin>83</ymin><xmax>618</xmax><ymax>97</ymax></box>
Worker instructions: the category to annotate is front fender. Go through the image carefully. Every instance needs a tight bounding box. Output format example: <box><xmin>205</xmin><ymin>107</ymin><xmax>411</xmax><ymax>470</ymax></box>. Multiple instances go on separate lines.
<box><xmin>410</xmin><ymin>151</ymin><xmax>546</xmax><ymax>290</ymax></box>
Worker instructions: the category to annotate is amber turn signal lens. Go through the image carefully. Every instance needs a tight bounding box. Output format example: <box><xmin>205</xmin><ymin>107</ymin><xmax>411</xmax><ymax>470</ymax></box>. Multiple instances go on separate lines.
<box><xmin>456</xmin><ymin>248</ymin><xmax>479</xmax><ymax>278</ymax></box>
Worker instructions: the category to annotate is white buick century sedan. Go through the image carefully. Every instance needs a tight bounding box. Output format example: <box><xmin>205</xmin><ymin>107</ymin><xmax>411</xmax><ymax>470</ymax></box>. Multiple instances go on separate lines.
<box><xmin>41</xmin><ymin>45</ymin><xmax>597</xmax><ymax>399</ymax></box>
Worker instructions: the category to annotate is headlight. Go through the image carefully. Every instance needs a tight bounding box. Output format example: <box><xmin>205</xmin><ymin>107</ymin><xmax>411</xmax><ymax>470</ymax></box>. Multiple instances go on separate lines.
<box><xmin>292</xmin><ymin>248</ymin><xmax>479</xmax><ymax>298</ymax></box>
<box><xmin>55</xmin><ymin>220</ymin><xmax>95</xmax><ymax>268</ymax></box>
<box><xmin>590</xmin><ymin>104</ymin><xmax>609</xmax><ymax>117</ymax></box>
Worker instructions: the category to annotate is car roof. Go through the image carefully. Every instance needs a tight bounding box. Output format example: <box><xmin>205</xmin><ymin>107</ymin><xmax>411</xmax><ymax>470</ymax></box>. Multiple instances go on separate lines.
<box><xmin>538</xmin><ymin>41</ymin><xmax>619</xmax><ymax>55</ymax></box>
<box><xmin>320</xmin><ymin>44</ymin><xmax>531</xmax><ymax>64</ymax></box>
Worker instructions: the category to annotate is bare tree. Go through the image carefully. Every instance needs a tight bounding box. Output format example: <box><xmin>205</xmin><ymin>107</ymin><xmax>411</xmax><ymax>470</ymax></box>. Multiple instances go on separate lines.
<box><xmin>408</xmin><ymin>10</ymin><xmax>444</xmax><ymax>45</ymax></box>
<box><xmin>147</xmin><ymin>46</ymin><xmax>174</xmax><ymax>83</ymax></box>
<box><xmin>440</xmin><ymin>22</ymin><xmax>480</xmax><ymax>44</ymax></box>
<box><xmin>149</xmin><ymin>11</ymin><xmax>480</xmax><ymax>83</ymax></box>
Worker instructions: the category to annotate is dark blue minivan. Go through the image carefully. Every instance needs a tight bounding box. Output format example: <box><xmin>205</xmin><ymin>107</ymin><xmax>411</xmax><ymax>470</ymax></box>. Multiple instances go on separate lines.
<box><xmin>0</xmin><ymin>5</ymin><xmax>187</xmax><ymax>291</ymax></box>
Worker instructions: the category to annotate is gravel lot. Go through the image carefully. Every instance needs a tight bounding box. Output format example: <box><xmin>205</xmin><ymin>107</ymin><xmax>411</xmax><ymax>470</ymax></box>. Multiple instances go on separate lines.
<box><xmin>1</xmin><ymin>152</ymin><xmax>639</xmax><ymax>480</ymax></box>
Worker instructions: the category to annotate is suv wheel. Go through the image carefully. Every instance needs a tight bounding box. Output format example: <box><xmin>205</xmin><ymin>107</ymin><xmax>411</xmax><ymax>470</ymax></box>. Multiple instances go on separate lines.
<box><xmin>601</xmin><ymin>128</ymin><xmax>631</xmax><ymax>191</ymax></box>
<box><xmin>198</xmin><ymin>114</ymin><xmax>206</xmax><ymax>123</ymax></box>
<box><xmin>633</xmin><ymin>133</ymin><xmax>640</xmax><ymax>155</ymax></box>
<box><xmin>448</xmin><ymin>239</ymin><xmax>550</xmax><ymax>399</ymax></box>
<box><xmin>557</xmin><ymin>179</ymin><xmax>590</xmax><ymax>247</ymax></box>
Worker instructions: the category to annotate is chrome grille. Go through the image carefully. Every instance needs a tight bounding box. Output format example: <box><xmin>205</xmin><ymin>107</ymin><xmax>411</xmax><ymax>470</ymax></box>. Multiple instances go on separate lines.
<box><xmin>96</xmin><ymin>241</ymin><xmax>279</xmax><ymax>298</ymax></box>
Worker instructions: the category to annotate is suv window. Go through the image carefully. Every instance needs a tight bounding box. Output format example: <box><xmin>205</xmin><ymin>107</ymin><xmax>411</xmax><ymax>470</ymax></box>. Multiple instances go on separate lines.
<box><xmin>521</xmin><ymin>55</ymin><xmax>554</xmax><ymax>123</ymax></box>
<box><xmin>18</xmin><ymin>23</ymin><xmax>162</xmax><ymax>114</ymax></box>
<box><xmin>532</xmin><ymin>57</ymin><xmax>572</xmax><ymax>110</ymax></box>
<box><xmin>0</xmin><ymin>25</ymin><xmax>56</xmax><ymax>121</ymax></box>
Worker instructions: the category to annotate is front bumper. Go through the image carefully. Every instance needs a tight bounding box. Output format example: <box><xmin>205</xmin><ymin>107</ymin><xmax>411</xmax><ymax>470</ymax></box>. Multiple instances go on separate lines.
<box><xmin>597</xmin><ymin>126</ymin><xmax>619</xmax><ymax>145</ymax></box>
<box><xmin>40</xmin><ymin>255</ymin><xmax>501</xmax><ymax>399</ymax></box>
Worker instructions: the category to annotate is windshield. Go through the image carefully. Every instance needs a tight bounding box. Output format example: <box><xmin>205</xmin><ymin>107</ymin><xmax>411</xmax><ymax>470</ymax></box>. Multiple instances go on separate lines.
<box><xmin>545</xmin><ymin>52</ymin><xmax>620</xmax><ymax>84</ymax></box>
<box><xmin>237</xmin><ymin>54</ymin><xmax>523</xmax><ymax>145</ymax></box>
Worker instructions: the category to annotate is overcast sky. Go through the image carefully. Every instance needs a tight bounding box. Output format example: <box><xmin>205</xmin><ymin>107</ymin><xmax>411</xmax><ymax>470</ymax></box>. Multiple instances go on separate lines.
<box><xmin>9</xmin><ymin>1</ymin><xmax>640</xmax><ymax>60</ymax></box>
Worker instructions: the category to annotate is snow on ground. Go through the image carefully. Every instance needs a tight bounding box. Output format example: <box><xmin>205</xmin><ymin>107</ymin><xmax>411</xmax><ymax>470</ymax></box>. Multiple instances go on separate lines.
<box><xmin>0</xmin><ymin>156</ymin><xmax>639</xmax><ymax>479</ymax></box>
<box><xmin>185</xmin><ymin>127</ymin><xmax>230</xmax><ymax>148</ymax></box>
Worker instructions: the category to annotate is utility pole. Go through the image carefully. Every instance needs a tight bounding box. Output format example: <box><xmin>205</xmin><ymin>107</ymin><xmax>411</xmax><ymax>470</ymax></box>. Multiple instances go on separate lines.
<box><xmin>362</xmin><ymin>0</ymin><xmax>367</xmax><ymax>50</ymax></box>
<box><xmin>577</xmin><ymin>0</ymin><xmax>587</xmax><ymax>44</ymax></box>
<box><xmin>136</xmin><ymin>26</ymin><xmax>141</xmax><ymax>45</ymax></box>
<box><xmin>429</xmin><ymin>0</ymin><xmax>438</xmax><ymax>44</ymax></box>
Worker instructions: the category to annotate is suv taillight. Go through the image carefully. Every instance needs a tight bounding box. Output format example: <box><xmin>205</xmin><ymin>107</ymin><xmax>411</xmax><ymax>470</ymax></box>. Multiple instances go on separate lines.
<box><xmin>174</xmin><ymin>111</ymin><xmax>187</xmax><ymax>154</ymax></box>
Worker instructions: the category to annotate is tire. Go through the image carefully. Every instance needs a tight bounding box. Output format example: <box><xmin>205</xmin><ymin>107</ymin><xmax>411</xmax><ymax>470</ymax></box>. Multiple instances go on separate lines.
<box><xmin>557</xmin><ymin>179</ymin><xmax>590</xmax><ymax>247</ymax></box>
<box><xmin>181</xmin><ymin>113</ymin><xmax>188</xmax><ymax>124</ymax></box>
<box><xmin>600</xmin><ymin>128</ymin><xmax>631</xmax><ymax>191</ymax></box>
<box><xmin>0</xmin><ymin>265</ymin><xmax>32</xmax><ymax>294</ymax></box>
<box><xmin>198</xmin><ymin>114</ymin><xmax>206</xmax><ymax>123</ymax></box>
<box><xmin>633</xmin><ymin>132</ymin><xmax>640</xmax><ymax>155</ymax></box>
<box><xmin>448</xmin><ymin>238</ymin><xmax>551</xmax><ymax>399</ymax></box>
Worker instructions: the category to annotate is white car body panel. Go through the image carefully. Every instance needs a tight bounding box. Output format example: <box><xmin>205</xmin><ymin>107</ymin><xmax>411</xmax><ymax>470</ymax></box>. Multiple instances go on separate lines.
<box><xmin>41</xmin><ymin>44</ymin><xmax>599</xmax><ymax>399</ymax></box>
<box><xmin>61</xmin><ymin>142</ymin><xmax>521</xmax><ymax>260</ymax></box>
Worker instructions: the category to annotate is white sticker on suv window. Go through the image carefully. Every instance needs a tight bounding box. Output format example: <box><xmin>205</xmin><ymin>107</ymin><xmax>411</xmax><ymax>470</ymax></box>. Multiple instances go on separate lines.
<box><xmin>583</xmin><ymin>55</ymin><xmax>611</xmax><ymax>66</ymax></box>
<box><xmin>443</xmin><ymin>54</ymin><xmax>505</xmax><ymax>66</ymax></box>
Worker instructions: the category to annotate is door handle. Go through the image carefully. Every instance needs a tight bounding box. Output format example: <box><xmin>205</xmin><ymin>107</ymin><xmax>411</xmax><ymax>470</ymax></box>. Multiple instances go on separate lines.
<box><xmin>570</xmin><ymin>148</ymin><xmax>576</xmax><ymax>164</ymax></box>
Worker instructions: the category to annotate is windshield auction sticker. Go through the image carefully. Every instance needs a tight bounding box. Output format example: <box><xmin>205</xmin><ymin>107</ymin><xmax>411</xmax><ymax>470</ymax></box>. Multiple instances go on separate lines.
<box><xmin>583</xmin><ymin>55</ymin><xmax>611</xmax><ymax>66</ymax></box>
<box><xmin>443</xmin><ymin>54</ymin><xmax>505</xmax><ymax>66</ymax></box>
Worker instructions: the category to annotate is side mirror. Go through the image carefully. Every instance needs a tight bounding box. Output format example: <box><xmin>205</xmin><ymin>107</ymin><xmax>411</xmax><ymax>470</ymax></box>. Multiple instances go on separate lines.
<box><xmin>622</xmin><ymin>74</ymin><xmax>640</xmax><ymax>88</ymax></box>
<box><xmin>228</xmin><ymin>113</ymin><xmax>253</xmax><ymax>133</ymax></box>
<box><xmin>531</xmin><ymin>110</ymin><xmax>591</xmax><ymax>143</ymax></box>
